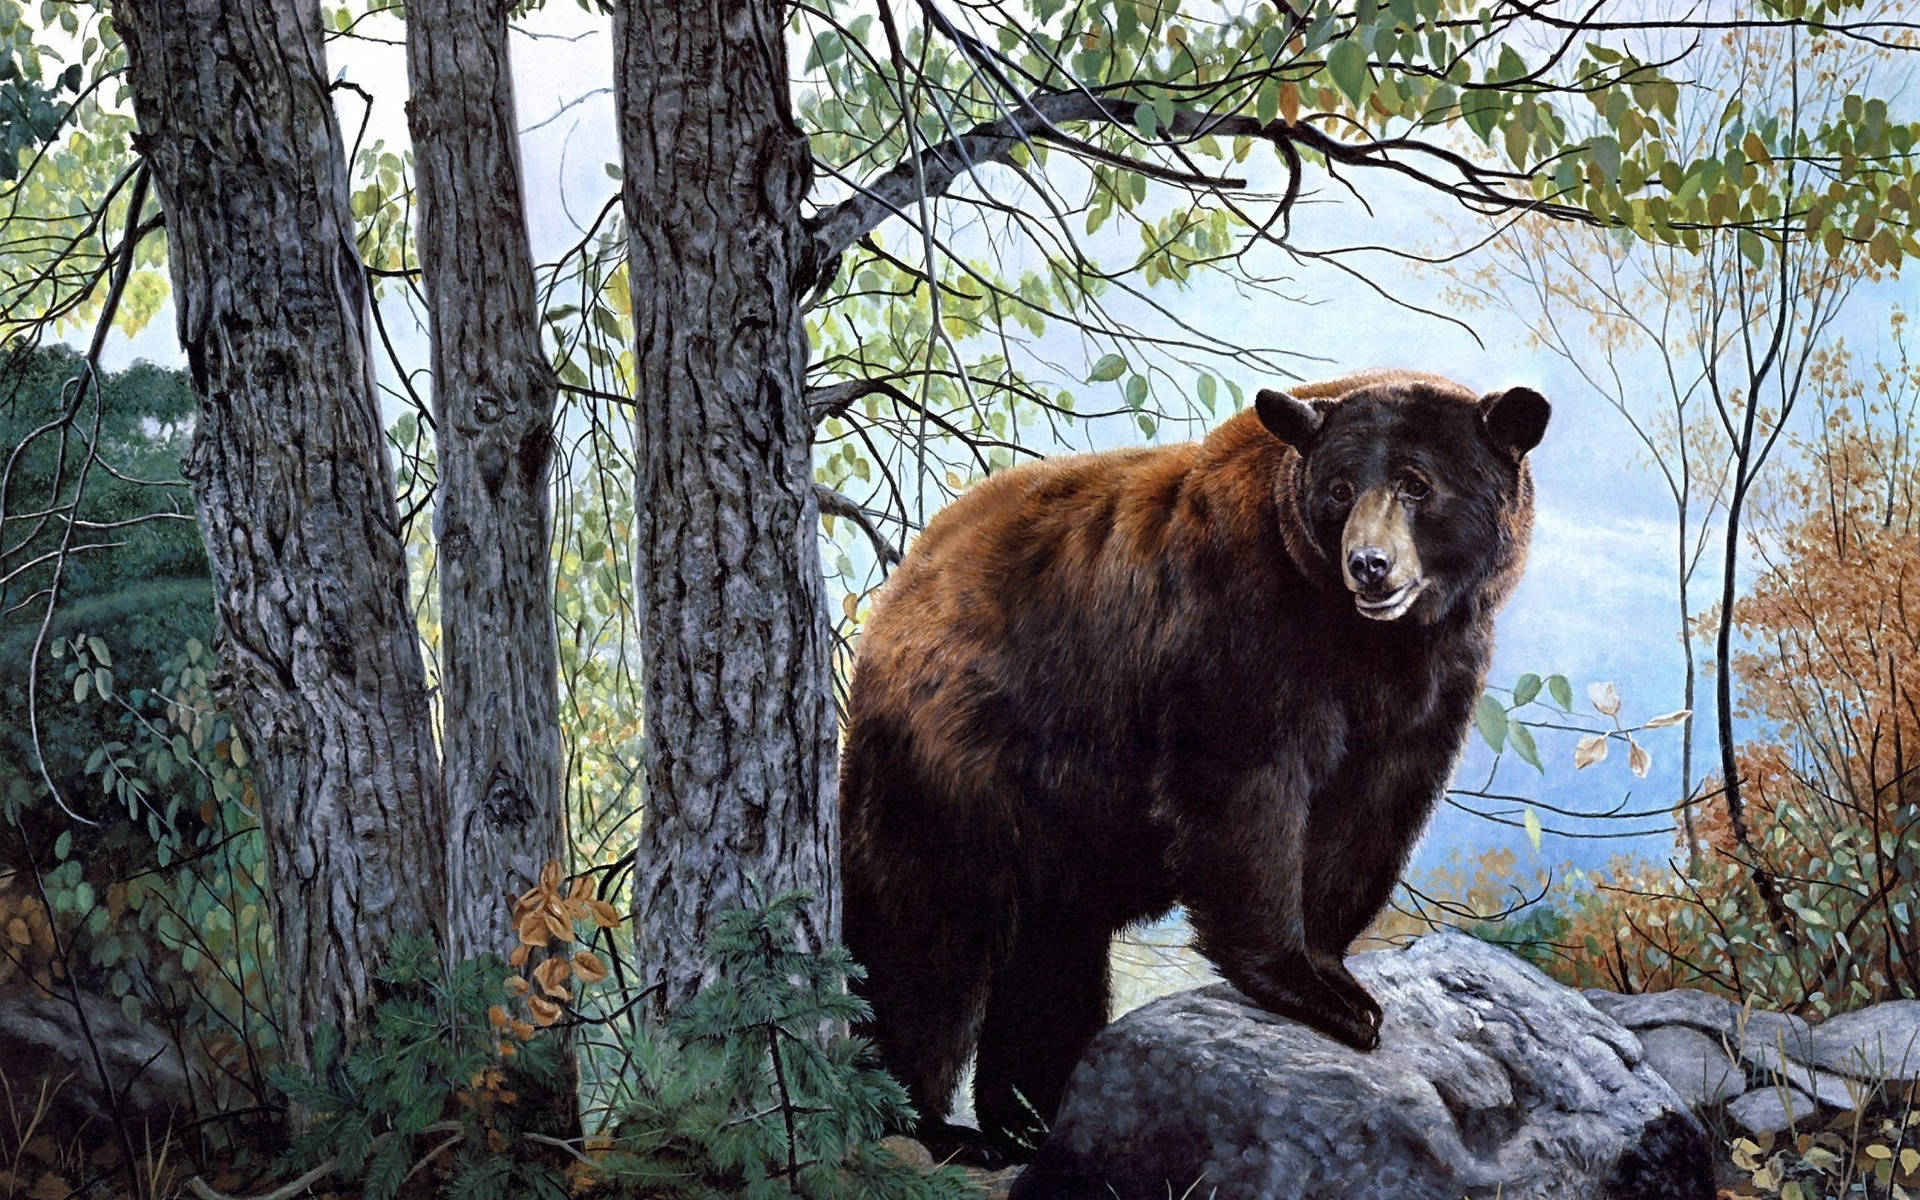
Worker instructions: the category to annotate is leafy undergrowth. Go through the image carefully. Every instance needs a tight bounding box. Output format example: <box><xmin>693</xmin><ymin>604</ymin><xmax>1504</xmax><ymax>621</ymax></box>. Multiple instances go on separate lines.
<box><xmin>1718</xmin><ymin>1089</ymin><xmax>1920</xmax><ymax>1200</ymax></box>
<box><xmin>0</xmin><ymin>1077</ymin><xmax>185</xmax><ymax>1200</ymax></box>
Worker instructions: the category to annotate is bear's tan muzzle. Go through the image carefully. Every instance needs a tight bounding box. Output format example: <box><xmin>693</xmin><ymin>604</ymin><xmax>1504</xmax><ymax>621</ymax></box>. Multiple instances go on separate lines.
<box><xmin>1341</xmin><ymin>487</ymin><xmax>1424</xmax><ymax>621</ymax></box>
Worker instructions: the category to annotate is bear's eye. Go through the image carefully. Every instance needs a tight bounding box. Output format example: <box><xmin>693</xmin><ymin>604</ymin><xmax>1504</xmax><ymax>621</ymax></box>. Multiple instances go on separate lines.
<box><xmin>1400</xmin><ymin>476</ymin><xmax>1432</xmax><ymax>502</ymax></box>
<box><xmin>1327</xmin><ymin>478</ymin><xmax>1355</xmax><ymax>505</ymax></box>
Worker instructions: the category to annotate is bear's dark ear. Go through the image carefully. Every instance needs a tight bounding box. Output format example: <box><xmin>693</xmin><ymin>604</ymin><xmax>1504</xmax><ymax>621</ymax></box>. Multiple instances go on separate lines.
<box><xmin>1478</xmin><ymin>386</ymin><xmax>1550</xmax><ymax>458</ymax></box>
<box><xmin>1255</xmin><ymin>389</ymin><xmax>1326</xmax><ymax>450</ymax></box>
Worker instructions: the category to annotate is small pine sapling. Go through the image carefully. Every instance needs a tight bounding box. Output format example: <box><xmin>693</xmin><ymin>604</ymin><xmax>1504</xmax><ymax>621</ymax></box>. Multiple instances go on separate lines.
<box><xmin>602</xmin><ymin>889</ymin><xmax>979</xmax><ymax>1200</ymax></box>
<box><xmin>268</xmin><ymin>934</ymin><xmax>573</xmax><ymax>1200</ymax></box>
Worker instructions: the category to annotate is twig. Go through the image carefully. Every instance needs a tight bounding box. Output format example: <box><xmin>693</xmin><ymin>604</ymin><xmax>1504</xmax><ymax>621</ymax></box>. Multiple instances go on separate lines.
<box><xmin>189</xmin><ymin>1158</ymin><xmax>335</xmax><ymax>1200</ymax></box>
<box><xmin>814</xmin><ymin>483</ymin><xmax>901</xmax><ymax>566</ymax></box>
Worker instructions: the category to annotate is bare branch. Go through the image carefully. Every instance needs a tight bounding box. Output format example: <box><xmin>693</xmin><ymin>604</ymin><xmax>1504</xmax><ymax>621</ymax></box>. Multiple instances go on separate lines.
<box><xmin>815</xmin><ymin>482</ymin><xmax>902</xmax><ymax>567</ymax></box>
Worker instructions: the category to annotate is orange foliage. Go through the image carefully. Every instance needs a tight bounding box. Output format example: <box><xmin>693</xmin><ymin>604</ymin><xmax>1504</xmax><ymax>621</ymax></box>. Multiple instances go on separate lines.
<box><xmin>506</xmin><ymin>858</ymin><xmax>622</xmax><ymax>1027</ymax></box>
<box><xmin>1439</xmin><ymin>322</ymin><xmax>1920</xmax><ymax>1013</ymax></box>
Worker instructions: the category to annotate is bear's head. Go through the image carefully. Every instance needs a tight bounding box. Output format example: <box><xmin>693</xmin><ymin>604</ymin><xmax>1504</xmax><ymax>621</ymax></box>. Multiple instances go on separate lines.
<box><xmin>1254</xmin><ymin>375</ymin><xmax>1549</xmax><ymax>625</ymax></box>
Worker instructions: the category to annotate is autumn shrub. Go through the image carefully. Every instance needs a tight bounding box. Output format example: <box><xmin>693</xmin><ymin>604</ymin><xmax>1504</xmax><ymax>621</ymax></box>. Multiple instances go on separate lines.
<box><xmin>1399</xmin><ymin>333</ymin><xmax>1920</xmax><ymax>1019</ymax></box>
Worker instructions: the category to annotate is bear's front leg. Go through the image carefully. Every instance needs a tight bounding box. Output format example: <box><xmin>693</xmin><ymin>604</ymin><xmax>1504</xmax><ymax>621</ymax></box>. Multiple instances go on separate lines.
<box><xmin>1167</xmin><ymin>761</ymin><xmax>1383</xmax><ymax>1052</ymax></box>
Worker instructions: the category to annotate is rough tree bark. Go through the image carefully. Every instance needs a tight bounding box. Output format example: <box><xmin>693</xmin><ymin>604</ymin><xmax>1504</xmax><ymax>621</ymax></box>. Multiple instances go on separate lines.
<box><xmin>405</xmin><ymin>0</ymin><xmax>565</xmax><ymax>963</ymax></box>
<box><xmin>114</xmin><ymin>0</ymin><xmax>446</xmax><ymax>1057</ymax></box>
<box><xmin>612</xmin><ymin>0</ymin><xmax>839</xmax><ymax>1004</ymax></box>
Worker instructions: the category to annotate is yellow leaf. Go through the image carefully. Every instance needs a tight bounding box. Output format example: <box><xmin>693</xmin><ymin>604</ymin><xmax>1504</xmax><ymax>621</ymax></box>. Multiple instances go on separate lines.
<box><xmin>1587</xmin><ymin>681</ymin><xmax>1622</xmax><ymax>716</ymax></box>
<box><xmin>1628</xmin><ymin>739</ymin><xmax>1651</xmax><ymax>778</ymax></box>
<box><xmin>1641</xmin><ymin>710</ymin><xmax>1691</xmax><ymax>728</ymax></box>
<box><xmin>587</xmin><ymin>899</ymin><xmax>623</xmax><ymax>929</ymax></box>
<box><xmin>569</xmin><ymin>874</ymin><xmax>595</xmax><ymax>902</ymax></box>
<box><xmin>539</xmin><ymin>858</ymin><xmax>564</xmax><ymax>892</ymax></box>
<box><xmin>1867</xmin><ymin>1143</ymin><xmax>1893</xmax><ymax>1159</ymax></box>
<box><xmin>1278</xmin><ymin>82</ymin><xmax>1301</xmax><ymax>125</ymax></box>
<box><xmin>1902</xmin><ymin>1147</ymin><xmax>1920</xmax><ymax>1172</ymax></box>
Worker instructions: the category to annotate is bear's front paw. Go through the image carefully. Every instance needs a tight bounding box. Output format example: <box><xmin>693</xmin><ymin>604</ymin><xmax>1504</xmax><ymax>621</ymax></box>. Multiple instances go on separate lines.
<box><xmin>1313</xmin><ymin>955</ymin><xmax>1384</xmax><ymax>1041</ymax></box>
<box><xmin>1237</xmin><ymin>967</ymin><xmax>1383</xmax><ymax>1051</ymax></box>
<box><xmin>1318</xmin><ymin>1004</ymin><xmax>1380</xmax><ymax>1052</ymax></box>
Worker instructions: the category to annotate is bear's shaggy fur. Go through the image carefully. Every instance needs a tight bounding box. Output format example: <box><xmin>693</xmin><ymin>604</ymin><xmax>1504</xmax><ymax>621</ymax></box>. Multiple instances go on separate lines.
<box><xmin>839</xmin><ymin>370</ymin><xmax>1550</xmax><ymax>1157</ymax></box>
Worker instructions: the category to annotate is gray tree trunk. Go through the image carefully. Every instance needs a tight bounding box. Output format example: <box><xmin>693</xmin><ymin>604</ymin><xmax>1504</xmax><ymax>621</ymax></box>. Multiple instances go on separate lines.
<box><xmin>612</xmin><ymin>0</ymin><xmax>839</xmax><ymax>1005</ymax></box>
<box><xmin>405</xmin><ymin>0</ymin><xmax>566</xmax><ymax>963</ymax></box>
<box><xmin>114</xmin><ymin>0</ymin><xmax>446</xmax><ymax>1058</ymax></box>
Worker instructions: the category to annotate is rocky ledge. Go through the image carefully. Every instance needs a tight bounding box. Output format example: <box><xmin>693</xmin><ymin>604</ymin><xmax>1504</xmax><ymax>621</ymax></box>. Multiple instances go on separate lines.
<box><xmin>1010</xmin><ymin>931</ymin><xmax>1713</xmax><ymax>1200</ymax></box>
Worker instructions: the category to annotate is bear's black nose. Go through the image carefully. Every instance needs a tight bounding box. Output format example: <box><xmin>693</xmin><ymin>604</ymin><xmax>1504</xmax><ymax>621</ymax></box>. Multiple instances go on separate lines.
<box><xmin>1347</xmin><ymin>547</ymin><xmax>1392</xmax><ymax>590</ymax></box>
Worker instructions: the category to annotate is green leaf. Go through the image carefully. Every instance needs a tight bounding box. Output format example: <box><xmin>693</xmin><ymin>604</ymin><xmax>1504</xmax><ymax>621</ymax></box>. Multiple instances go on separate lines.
<box><xmin>1327</xmin><ymin>38</ymin><xmax>1369</xmax><ymax>106</ymax></box>
<box><xmin>1088</xmin><ymin>353</ymin><xmax>1128</xmax><ymax>382</ymax></box>
<box><xmin>1475</xmin><ymin>694</ymin><xmax>1509</xmax><ymax>753</ymax></box>
<box><xmin>1738</xmin><ymin>229</ymin><xmax>1766</xmax><ymax>267</ymax></box>
<box><xmin>1495</xmin><ymin>43</ymin><xmax>1527</xmax><ymax>84</ymax></box>
<box><xmin>1547</xmin><ymin>674</ymin><xmax>1574</xmax><ymax>708</ymax></box>
<box><xmin>1523</xmin><ymin>806</ymin><xmax>1542</xmax><ymax>852</ymax></box>
<box><xmin>1649</xmin><ymin>80</ymin><xmax>1679</xmax><ymax>121</ymax></box>
<box><xmin>53</xmin><ymin>830</ymin><xmax>71</xmax><ymax>860</ymax></box>
<box><xmin>1197</xmin><ymin>373</ymin><xmax>1217</xmax><ymax>413</ymax></box>
<box><xmin>1461</xmin><ymin>88</ymin><xmax>1503</xmax><ymax>143</ymax></box>
<box><xmin>1589</xmin><ymin>135</ymin><xmax>1620</xmax><ymax>179</ymax></box>
<box><xmin>1509</xmin><ymin>721</ymin><xmax>1543</xmax><ymax>772</ymax></box>
<box><xmin>1124</xmin><ymin>374</ymin><xmax>1149</xmax><ymax>408</ymax></box>
<box><xmin>86</xmin><ymin>635</ymin><xmax>110</xmax><ymax>666</ymax></box>
<box><xmin>1513</xmin><ymin>673</ymin><xmax>1542</xmax><ymax>707</ymax></box>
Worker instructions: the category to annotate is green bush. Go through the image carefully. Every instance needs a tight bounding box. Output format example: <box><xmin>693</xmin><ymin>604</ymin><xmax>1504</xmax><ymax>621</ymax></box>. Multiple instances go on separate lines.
<box><xmin>271</xmin><ymin>935</ymin><xmax>572</xmax><ymax>1200</ymax></box>
<box><xmin>273</xmin><ymin>890</ymin><xmax>980</xmax><ymax>1200</ymax></box>
<box><xmin>601</xmin><ymin>890</ymin><xmax>976</xmax><ymax>1200</ymax></box>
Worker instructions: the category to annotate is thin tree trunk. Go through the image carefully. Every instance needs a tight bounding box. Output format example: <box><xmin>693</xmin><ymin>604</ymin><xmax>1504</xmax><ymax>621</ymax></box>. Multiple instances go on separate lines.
<box><xmin>114</xmin><ymin>0</ymin><xmax>445</xmax><ymax>1058</ymax></box>
<box><xmin>1676</xmin><ymin>500</ymin><xmax>1700</xmax><ymax>876</ymax></box>
<box><xmin>611</xmin><ymin>0</ymin><xmax>839</xmax><ymax>1006</ymax></box>
<box><xmin>405</xmin><ymin>0</ymin><xmax>565</xmax><ymax>964</ymax></box>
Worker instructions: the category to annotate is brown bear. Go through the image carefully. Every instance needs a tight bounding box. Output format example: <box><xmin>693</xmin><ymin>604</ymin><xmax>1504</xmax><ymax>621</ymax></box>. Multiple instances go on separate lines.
<box><xmin>838</xmin><ymin>369</ymin><xmax>1549</xmax><ymax>1160</ymax></box>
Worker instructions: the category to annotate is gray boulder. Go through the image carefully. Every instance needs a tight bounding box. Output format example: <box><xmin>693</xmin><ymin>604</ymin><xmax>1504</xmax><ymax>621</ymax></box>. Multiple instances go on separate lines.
<box><xmin>1584</xmin><ymin>987</ymin><xmax>1737</xmax><ymax>1035</ymax></box>
<box><xmin>1726</xmin><ymin>1084</ymin><xmax>1816</xmax><ymax>1136</ymax></box>
<box><xmin>1011</xmin><ymin>932</ymin><xmax>1711</xmax><ymax>1200</ymax></box>
<box><xmin>1634</xmin><ymin>1025</ymin><xmax>1745</xmax><ymax>1108</ymax></box>
<box><xmin>0</xmin><ymin>986</ymin><xmax>202</xmax><ymax>1136</ymax></box>
<box><xmin>1806</xmin><ymin>1000</ymin><xmax>1920</xmax><ymax>1083</ymax></box>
